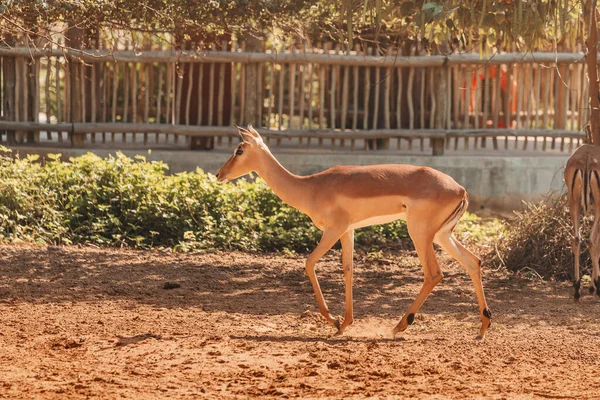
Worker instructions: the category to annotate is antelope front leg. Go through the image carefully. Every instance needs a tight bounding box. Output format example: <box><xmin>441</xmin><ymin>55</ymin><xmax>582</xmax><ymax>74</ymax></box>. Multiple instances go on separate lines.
<box><xmin>305</xmin><ymin>227</ymin><xmax>346</xmax><ymax>331</ymax></box>
<box><xmin>570</xmin><ymin>208</ymin><xmax>582</xmax><ymax>301</ymax></box>
<box><xmin>567</xmin><ymin>172</ymin><xmax>582</xmax><ymax>301</ymax></box>
<box><xmin>335</xmin><ymin>230</ymin><xmax>355</xmax><ymax>335</ymax></box>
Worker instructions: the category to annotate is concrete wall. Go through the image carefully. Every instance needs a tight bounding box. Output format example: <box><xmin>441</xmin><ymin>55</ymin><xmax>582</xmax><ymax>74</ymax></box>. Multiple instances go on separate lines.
<box><xmin>12</xmin><ymin>147</ymin><xmax>569</xmax><ymax>213</ymax></box>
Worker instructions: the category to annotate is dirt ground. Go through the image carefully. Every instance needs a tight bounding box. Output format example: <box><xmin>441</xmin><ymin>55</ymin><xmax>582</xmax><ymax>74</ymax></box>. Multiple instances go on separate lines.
<box><xmin>1</xmin><ymin>244</ymin><xmax>600</xmax><ymax>399</ymax></box>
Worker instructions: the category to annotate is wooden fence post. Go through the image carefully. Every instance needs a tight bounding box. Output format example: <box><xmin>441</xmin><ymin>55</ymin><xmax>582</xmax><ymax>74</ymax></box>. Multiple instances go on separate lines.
<box><xmin>26</xmin><ymin>58</ymin><xmax>40</xmax><ymax>144</ymax></box>
<box><xmin>67</xmin><ymin>24</ymin><xmax>86</xmax><ymax>147</ymax></box>
<box><xmin>432</xmin><ymin>65</ymin><xmax>448</xmax><ymax>156</ymax></box>
<box><xmin>2</xmin><ymin>57</ymin><xmax>17</xmax><ymax>145</ymax></box>
<box><xmin>188</xmin><ymin>36</ymin><xmax>232</xmax><ymax>150</ymax></box>
<box><xmin>430</xmin><ymin>43</ymin><xmax>449</xmax><ymax>156</ymax></box>
<box><xmin>555</xmin><ymin>42</ymin><xmax>568</xmax><ymax>137</ymax></box>
<box><xmin>243</xmin><ymin>35</ymin><xmax>263</xmax><ymax>127</ymax></box>
<box><xmin>2</xmin><ymin>36</ymin><xmax>17</xmax><ymax>145</ymax></box>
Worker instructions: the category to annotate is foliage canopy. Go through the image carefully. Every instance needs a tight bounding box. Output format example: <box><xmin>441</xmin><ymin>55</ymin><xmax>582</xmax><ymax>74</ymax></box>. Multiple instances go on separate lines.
<box><xmin>0</xmin><ymin>1</ymin><xmax>586</xmax><ymax>53</ymax></box>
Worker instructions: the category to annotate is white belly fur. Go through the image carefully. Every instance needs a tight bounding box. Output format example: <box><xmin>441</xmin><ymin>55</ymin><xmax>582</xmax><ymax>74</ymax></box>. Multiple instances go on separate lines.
<box><xmin>348</xmin><ymin>212</ymin><xmax>407</xmax><ymax>230</ymax></box>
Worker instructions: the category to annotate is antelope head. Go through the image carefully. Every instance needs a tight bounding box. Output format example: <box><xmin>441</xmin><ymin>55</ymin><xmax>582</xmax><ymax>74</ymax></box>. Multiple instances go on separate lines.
<box><xmin>216</xmin><ymin>125</ymin><xmax>267</xmax><ymax>182</ymax></box>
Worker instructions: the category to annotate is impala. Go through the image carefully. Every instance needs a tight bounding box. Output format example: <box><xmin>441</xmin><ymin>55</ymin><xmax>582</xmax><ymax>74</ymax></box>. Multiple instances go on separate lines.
<box><xmin>216</xmin><ymin>125</ymin><xmax>492</xmax><ymax>339</ymax></box>
<box><xmin>564</xmin><ymin>143</ymin><xmax>600</xmax><ymax>300</ymax></box>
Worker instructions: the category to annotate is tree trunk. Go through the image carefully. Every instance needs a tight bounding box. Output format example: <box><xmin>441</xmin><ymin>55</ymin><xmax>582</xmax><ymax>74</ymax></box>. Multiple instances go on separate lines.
<box><xmin>587</xmin><ymin>1</ymin><xmax>600</xmax><ymax>145</ymax></box>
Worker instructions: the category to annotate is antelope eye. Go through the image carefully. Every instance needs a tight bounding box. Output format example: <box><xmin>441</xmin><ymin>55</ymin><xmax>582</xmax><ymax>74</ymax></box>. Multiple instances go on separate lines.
<box><xmin>235</xmin><ymin>149</ymin><xmax>243</xmax><ymax>156</ymax></box>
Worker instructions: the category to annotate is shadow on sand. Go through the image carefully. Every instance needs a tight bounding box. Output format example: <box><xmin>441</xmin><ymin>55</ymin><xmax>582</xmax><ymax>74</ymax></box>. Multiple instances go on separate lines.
<box><xmin>1</xmin><ymin>246</ymin><xmax>598</xmax><ymax>328</ymax></box>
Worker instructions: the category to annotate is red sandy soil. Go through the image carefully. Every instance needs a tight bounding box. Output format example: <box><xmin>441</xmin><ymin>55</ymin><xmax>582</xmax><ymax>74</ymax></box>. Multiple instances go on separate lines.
<box><xmin>0</xmin><ymin>244</ymin><xmax>599</xmax><ymax>399</ymax></box>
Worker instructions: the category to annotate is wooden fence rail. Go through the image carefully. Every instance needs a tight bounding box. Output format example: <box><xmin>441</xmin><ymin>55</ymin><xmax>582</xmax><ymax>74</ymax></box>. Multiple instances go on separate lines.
<box><xmin>0</xmin><ymin>45</ymin><xmax>589</xmax><ymax>155</ymax></box>
<box><xmin>0</xmin><ymin>48</ymin><xmax>592</xmax><ymax>66</ymax></box>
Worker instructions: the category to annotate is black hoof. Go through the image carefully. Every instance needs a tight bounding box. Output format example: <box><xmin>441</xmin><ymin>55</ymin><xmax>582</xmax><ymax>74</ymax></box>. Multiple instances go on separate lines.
<box><xmin>334</xmin><ymin>318</ymin><xmax>341</xmax><ymax>330</ymax></box>
<box><xmin>574</xmin><ymin>279</ymin><xmax>581</xmax><ymax>300</ymax></box>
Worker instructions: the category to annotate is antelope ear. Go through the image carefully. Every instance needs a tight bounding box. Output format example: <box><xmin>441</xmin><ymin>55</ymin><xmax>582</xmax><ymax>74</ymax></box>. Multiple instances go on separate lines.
<box><xmin>246</xmin><ymin>124</ymin><xmax>264</xmax><ymax>142</ymax></box>
<box><xmin>235</xmin><ymin>124</ymin><xmax>255</xmax><ymax>144</ymax></box>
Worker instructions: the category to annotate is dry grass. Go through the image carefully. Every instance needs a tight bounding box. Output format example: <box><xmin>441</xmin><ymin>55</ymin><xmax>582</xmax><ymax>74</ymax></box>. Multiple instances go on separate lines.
<box><xmin>485</xmin><ymin>195</ymin><xmax>593</xmax><ymax>281</ymax></box>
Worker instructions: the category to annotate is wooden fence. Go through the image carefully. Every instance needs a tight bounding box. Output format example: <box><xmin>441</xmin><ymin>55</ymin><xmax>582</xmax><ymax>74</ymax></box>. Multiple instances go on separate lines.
<box><xmin>0</xmin><ymin>45</ymin><xmax>591</xmax><ymax>155</ymax></box>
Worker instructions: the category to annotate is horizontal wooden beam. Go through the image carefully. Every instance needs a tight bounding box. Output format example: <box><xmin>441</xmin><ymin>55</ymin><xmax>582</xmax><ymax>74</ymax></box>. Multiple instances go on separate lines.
<box><xmin>0</xmin><ymin>47</ymin><xmax>589</xmax><ymax>66</ymax></box>
<box><xmin>0</xmin><ymin>121</ymin><xmax>584</xmax><ymax>139</ymax></box>
<box><xmin>0</xmin><ymin>121</ymin><xmax>74</xmax><ymax>132</ymax></box>
<box><xmin>444</xmin><ymin>128</ymin><xmax>583</xmax><ymax>138</ymax></box>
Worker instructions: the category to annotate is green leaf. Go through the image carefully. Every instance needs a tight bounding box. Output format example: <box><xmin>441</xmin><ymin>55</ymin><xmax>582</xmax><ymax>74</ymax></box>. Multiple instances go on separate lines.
<box><xmin>422</xmin><ymin>2</ymin><xmax>437</xmax><ymax>11</ymax></box>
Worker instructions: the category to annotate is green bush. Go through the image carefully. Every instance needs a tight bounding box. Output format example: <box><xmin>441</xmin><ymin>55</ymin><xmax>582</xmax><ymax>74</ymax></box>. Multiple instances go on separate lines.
<box><xmin>0</xmin><ymin>149</ymin><xmax>501</xmax><ymax>253</ymax></box>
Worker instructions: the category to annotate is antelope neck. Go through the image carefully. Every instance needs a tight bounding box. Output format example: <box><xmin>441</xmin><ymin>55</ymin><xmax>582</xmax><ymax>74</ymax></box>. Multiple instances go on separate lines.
<box><xmin>255</xmin><ymin>150</ymin><xmax>309</xmax><ymax>211</ymax></box>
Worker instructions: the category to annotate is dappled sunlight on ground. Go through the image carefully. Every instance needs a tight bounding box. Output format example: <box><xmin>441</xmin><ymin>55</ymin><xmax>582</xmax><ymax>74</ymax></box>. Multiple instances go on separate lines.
<box><xmin>0</xmin><ymin>245</ymin><xmax>599</xmax><ymax>399</ymax></box>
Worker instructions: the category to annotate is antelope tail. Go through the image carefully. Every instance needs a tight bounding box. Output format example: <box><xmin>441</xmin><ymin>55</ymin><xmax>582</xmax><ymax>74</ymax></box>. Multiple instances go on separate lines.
<box><xmin>576</xmin><ymin>157</ymin><xmax>595</xmax><ymax>214</ymax></box>
<box><xmin>439</xmin><ymin>191</ymin><xmax>469</xmax><ymax>233</ymax></box>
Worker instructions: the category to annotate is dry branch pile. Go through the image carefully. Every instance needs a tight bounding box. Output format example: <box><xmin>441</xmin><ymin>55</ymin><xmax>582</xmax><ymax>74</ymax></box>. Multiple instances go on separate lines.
<box><xmin>485</xmin><ymin>195</ymin><xmax>593</xmax><ymax>281</ymax></box>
